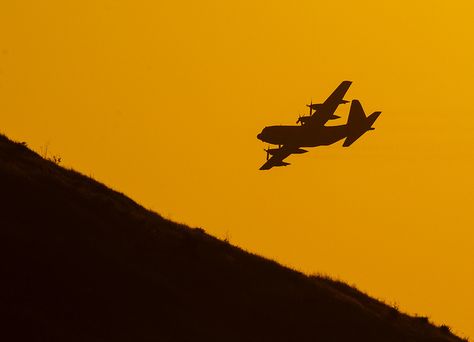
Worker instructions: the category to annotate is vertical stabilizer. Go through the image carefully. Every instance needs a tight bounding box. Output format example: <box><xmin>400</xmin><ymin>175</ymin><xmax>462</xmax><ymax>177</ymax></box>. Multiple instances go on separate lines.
<box><xmin>346</xmin><ymin>100</ymin><xmax>366</xmax><ymax>128</ymax></box>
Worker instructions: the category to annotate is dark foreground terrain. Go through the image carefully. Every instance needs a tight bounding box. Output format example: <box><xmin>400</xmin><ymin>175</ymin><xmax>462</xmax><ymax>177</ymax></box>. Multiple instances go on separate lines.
<box><xmin>0</xmin><ymin>134</ymin><xmax>463</xmax><ymax>342</ymax></box>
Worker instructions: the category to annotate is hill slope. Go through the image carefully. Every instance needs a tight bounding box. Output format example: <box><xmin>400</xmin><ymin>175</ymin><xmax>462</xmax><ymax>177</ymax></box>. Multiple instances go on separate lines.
<box><xmin>0</xmin><ymin>134</ymin><xmax>463</xmax><ymax>342</ymax></box>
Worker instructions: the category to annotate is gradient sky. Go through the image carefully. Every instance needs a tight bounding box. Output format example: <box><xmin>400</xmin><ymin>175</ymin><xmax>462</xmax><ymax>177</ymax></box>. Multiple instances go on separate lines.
<box><xmin>1</xmin><ymin>1</ymin><xmax>473</xmax><ymax>338</ymax></box>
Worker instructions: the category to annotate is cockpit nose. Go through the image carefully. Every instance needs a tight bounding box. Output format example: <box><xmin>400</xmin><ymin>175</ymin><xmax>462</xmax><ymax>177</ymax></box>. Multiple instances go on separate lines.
<box><xmin>257</xmin><ymin>133</ymin><xmax>263</xmax><ymax>140</ymax></box>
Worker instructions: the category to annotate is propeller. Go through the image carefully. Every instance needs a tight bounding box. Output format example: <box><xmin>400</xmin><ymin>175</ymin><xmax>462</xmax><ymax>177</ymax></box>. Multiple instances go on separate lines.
<box><xmin>298</xmin><ymin>99</ymin><xmax>313</xmax><ymax>124</ymax></box>
<box><xmin>264</xmin><ymin>146</ymin><xmax>270</xmax><ymax>160</ymax></box>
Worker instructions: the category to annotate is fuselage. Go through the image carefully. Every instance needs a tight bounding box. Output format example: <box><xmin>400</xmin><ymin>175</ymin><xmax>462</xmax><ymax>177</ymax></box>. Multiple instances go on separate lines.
<box><xmin>257</xmin><ymin>124</ymin><xmax>348</xmax><ymax>147</ymax></box>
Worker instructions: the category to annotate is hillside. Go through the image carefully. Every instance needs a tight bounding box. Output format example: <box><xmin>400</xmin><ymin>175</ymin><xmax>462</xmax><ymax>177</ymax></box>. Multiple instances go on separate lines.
<box><xmin>0</xmin><ymin>133</ymin><xmax>464</xmax><ymax>342</ymax></box>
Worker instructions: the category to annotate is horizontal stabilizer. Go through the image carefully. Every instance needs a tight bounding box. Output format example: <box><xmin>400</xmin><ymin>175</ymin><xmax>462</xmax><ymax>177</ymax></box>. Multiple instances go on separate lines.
<box><xmin>343</xmin><ymin>131</ymin><xmax>365</xmax><ymax>147</ymax></box>
<box><xmin>293</xmin><ymin>148</ymin><xmax>308</xmax><ymax>154</ymax></box>
<box><xmin>366</xmin><ymin>111</ymin><xmax>381</xmax><ymax>127</ymax></box>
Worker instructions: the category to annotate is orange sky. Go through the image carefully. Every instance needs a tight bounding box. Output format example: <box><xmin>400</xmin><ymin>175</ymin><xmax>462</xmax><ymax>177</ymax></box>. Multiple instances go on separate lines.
<box><xmin>1</xmin><ymin>1</ymin><xmax>473</xmax><ymax>338</ymax></box>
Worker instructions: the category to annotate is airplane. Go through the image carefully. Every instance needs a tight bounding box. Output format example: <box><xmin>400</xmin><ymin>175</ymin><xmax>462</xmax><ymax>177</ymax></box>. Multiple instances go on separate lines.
<box><xmin>257</xmin><ymin>83</ymin><xmax>381</xmax><ymax>170</ymax></box>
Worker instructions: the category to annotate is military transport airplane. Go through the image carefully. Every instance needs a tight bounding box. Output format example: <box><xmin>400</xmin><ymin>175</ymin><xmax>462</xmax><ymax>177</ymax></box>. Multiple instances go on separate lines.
<box><xmin>257</xmin><ymin>81</ymin><xmax>381</xmax><ymax>170</ymax></box>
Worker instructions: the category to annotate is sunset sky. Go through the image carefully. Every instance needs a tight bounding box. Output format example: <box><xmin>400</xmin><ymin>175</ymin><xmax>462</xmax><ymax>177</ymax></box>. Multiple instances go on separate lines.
<box><xmin>1</xmin><ymin>1</ymin><xmax>473</xmax><ymax>338</ymax></box>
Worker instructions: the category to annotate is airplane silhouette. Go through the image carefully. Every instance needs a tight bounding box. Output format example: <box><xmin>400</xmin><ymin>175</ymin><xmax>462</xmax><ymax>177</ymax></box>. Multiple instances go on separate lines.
<box><xmin>257</xmin><ymin>81</ymin><xmax>381</xmax><ymax>170</ymax></box>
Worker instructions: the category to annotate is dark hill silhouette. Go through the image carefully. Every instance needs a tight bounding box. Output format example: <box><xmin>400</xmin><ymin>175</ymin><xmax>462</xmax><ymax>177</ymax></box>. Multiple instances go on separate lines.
<box><xmin>0</xmin><ymin>134</ymin><xmax>463</xmax><ymax>342</ymax></box>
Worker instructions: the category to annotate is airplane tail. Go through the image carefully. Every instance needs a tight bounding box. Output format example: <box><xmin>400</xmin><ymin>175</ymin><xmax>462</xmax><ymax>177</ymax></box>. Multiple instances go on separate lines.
<box><xmin>343</xmin><ymin>100</ymin><xmax>381</xmax><ymax>147</ymax></box>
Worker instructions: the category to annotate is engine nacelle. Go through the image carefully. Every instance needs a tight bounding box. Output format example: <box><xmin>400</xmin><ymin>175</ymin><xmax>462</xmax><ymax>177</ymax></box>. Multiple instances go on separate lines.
<box><xmin>297</xmin><ymin>116</ymin><xmax>311</xmax><ymax>124</ymax></box>
<box><xmin>298</xmin><ymin>114</ymin><xmax>339</xmax><ymax>125</ymax></box>
<box><xmin>307</xmin><ymin>103</ymin><xmax>323</xmax><ymax>110</ymax></box>
<box><xmin>266</xmin><ymin>148</ymin><xmax>282</xmax><ymax>156</ymax></box>
<box><xmin>292</xmin><ymin>148</ymin><xmax>308</xmax><ymax>154</ymax></box>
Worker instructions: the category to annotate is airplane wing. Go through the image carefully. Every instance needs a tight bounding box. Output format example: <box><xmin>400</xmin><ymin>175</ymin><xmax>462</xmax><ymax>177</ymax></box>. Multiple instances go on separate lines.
<box><xmin>259</xmin><ymin>146</ymin><xmax>293</xmax><ymax>170</ymax></box>
<box><xmin>322</xmin><ymin>80</ymin><xmax>352</xmax><ymax>108</ymax></box>
<box><xmin>306</xmin><ymin>80</ymin><xmax>352</xmax><ymax>127</ymax></box>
